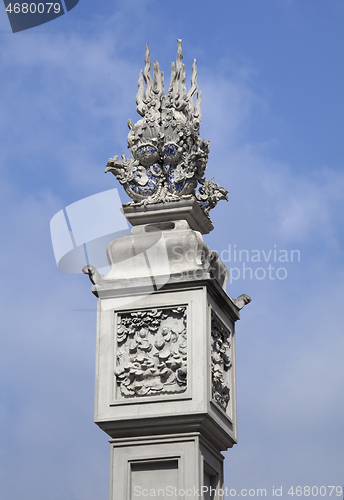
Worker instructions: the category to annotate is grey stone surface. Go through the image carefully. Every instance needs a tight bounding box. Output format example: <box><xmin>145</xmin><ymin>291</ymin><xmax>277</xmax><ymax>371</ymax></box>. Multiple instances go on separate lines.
<box><xmin>123</xmin><ymin>199</ymin><xmax>214</xmax><ymax>235</ymax></box>
<box><xmin>115</xmin><ymin>306</ymin><xmax>187</xmax><ymax>398</ymax></box>
<box><xmin>109</xmin><ymin>433</ymin><xmax>224</xmax><ymax>500</ymax></box>
<box><xmin>83</xmin><ymin>215</ymin><xmax>229</xmax><ymax>293</ymax></box>
<box><xmin>93</xmin><ymin>284</ymin><xmax>238</xmax><ymax>450</ymax></box>
<box><xmin>83</xmin><ymin>209</ymin><xmax>252</xmax><ymax>496</ymax></box>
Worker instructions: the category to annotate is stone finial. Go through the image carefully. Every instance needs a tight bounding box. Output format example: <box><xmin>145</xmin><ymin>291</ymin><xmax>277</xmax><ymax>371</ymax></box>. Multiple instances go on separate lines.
<box><xmin>105</xmin><ymin>40</ymin><xmax>228</xmax><ymax>217</ymax></box>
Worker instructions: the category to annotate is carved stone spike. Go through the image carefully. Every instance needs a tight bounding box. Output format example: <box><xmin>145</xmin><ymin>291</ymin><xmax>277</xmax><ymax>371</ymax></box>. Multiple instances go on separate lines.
<box><xmin>143</xmin><ymin>43</ymin><xmax>152</xmax><ymax>102</ymax></box>
<box><xmin>187</xmin><ymin>59</ymin><xmax>198</xmax><ymax>108</ymax></box>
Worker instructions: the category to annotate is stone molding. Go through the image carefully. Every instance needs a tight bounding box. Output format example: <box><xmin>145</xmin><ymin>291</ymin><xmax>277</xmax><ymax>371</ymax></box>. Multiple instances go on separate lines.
<box><xmin>123</xmin><ymin>199</ymin><xmax>214</xmax><ymax>234</ymax></box>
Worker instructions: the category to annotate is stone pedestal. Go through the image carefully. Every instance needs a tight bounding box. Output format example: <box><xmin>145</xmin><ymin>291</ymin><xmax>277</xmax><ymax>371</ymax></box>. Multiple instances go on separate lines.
<box><xmin>109</xmin><ymin>433</ymin><xmax>224</xmax><ymax>500</ymax></box>
<box><xmin>83</xmin><ymin>203</ymin><xmax>248</xmax><ymax>500</ymax></box>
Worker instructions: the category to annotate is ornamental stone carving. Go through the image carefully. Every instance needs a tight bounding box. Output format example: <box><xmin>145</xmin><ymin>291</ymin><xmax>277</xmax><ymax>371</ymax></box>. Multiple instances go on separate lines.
<box><xmin>211</xmin><ymin>311</ymin><xmax>232</xmax><ymax>411</ymax></box>
<box><xmin>115</xmin><ymin>307</ymin><xmax>187</xmax><ymax>398</ymax></box>
<box><xmin>105</xmin><ymin>39</ymin><xmax>228</xmax><ymax>215</ymax></box>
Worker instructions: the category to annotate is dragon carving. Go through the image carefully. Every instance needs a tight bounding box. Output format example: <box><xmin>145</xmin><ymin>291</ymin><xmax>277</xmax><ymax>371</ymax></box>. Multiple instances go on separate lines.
<box><xmin>105</xmin><ymin>39</ymin><xmax>228</xmax><ymax>215</ymax></box>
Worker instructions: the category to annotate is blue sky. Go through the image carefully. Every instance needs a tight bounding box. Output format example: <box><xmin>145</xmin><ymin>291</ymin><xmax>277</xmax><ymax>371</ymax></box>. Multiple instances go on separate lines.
<box><xmin>0</xmin><ymin>1</ymin><xmax>344</xmax><ymax>499</ymax></box>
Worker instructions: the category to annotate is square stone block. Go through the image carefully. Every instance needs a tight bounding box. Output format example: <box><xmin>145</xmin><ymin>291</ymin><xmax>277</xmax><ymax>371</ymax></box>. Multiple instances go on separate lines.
<box><xmin>94</xmin><ymin>281</ymin><xmax>239</xmax><ymax>450</ymax></box>
<box><xmin>109</xmin><ymin>433</ymin><xmax>224</xmax><ymax>500</ymax></box>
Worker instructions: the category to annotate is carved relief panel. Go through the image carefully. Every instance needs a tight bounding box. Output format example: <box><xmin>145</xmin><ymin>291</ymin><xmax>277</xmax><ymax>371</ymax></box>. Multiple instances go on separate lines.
<box><xmin>115</xmin><ymin>307</ymin><xmax>187</xmax><ymax>398</ymax></box>
<box><xmin>211</xmin><ymin>311</ymin><xmax>232</xmax><ymax>412</ymax></box>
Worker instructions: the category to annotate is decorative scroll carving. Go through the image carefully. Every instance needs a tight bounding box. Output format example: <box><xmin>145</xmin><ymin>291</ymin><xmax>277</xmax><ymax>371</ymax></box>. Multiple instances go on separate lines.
<box><xmin>115</xmin><ymin>307</ymin><xmax>187</xmax><ymax>398</ymax></box>
<box><xmin>106</xmin><ymin>39</ymin><xmax>228</xmax><ymax>215</ymax></box>
<box><xmin>211</xmin><ymin>311</ymin><xmax>231</xmax><ymax>411</ymax></box>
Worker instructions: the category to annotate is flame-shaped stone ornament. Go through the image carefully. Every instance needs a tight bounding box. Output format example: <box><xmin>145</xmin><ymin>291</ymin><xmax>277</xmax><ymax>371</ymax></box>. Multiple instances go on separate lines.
<box><xmin>105</xmin><ymin>40</ymin><xmax>228</xmax><ymax>215</ymax></box>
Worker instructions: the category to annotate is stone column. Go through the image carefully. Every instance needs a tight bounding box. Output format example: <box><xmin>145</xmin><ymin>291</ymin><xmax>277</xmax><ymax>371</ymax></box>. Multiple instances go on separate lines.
<box><xmin>84</xmin><ymin>202</ymin><xmax>249</xmax><ymax>500</ymax></box>
<box><xmin>82</xmin><ymin>40</ymin><xmax>250</xmax><ymax>500</ymax></box>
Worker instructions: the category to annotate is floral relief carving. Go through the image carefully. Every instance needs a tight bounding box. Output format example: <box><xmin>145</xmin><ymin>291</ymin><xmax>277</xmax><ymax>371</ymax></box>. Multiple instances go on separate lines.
<box><xmin>211</xmin><ymin>311</ymin><xmax>232</xmax><ymax>411</ymax></box>
<box><xmin>115</xmin><ymin>307</ymin><xmax>187</xmax><ymax>398</ymax></box>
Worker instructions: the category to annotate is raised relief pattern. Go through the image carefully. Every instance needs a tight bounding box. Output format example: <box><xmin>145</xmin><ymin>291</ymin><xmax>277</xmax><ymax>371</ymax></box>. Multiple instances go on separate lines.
<box><xmin>105</xmin><ymin>40</ymin><xmax>228</xmax><ymax>215</ymax></box>
<box><xmin>211</xmin><ymin>311</ymin><xmax>231</xmax><ymax>411</ymax></box>
<box><xmin>115</xmin><ymin>307</ymin><xmax>187</xmax><ymax>398</ymax></box>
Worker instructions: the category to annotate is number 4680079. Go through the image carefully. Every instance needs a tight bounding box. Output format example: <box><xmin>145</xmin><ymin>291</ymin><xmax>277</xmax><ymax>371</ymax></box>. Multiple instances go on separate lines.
<box><xmin>5</xmin><ymin>3</ymin><xmax>61</xmax><ymax>14</ymax></box>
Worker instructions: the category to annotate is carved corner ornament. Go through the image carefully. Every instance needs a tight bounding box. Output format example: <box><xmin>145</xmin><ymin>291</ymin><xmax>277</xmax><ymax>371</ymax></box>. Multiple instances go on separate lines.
<box><xmin>82</xmin><ymin>264</ymin><xmax>102</xmax><ymax>285</ymax></box>
<box><xmin>105</xmin><ymin>39</ymin><xmax>228</xmax><ymax>216</ymax></box>
<box><xmin>115</xmin><ymin>307</ymin><xmax>187</xmax><ymax>398</ymax></box>
<box><xmin>211</xmin><ymin>311</ymin><xmax>232</xmax><ymax>411</ymax></box>
<box><xmin>231</xmin><ymin>294</ymin><xmax>252</xmax><ymax>310</ymax></box>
